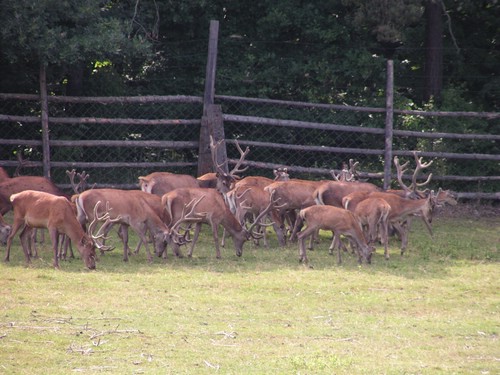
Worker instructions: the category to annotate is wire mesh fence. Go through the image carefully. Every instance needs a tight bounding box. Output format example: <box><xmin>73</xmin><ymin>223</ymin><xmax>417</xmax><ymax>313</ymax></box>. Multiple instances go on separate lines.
<box><xmin>0</xmin><ymin>93</ymin><xmax>499</xmax><ymax>196</ymax></box>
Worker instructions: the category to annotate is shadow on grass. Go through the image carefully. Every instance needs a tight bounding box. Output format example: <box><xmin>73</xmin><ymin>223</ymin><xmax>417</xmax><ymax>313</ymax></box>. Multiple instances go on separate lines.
<box><xmin>1</xmin><ymin>216</ymin><xmax>497</xmax><ymax>279</ymax></box>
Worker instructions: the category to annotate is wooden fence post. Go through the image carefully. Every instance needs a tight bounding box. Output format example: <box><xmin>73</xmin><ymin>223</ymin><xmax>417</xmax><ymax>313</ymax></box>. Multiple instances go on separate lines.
<box><xmin>198</xmin><ymin>20</ymin><xmax>225</xmax><ymax>176</ymax></box>
<box><xmin>39</xmin><ymin>63</ymin><xmax>51</xmax><ymax>179</ymax></box>
<box><xmin>383</xmin><ymin>59</ymin><xmax>394</xmax><ymax>190</ymax></box>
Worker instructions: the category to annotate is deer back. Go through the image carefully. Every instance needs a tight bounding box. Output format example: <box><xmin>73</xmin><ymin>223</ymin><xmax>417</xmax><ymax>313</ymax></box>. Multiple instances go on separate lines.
<box><xmin>265</xmin><ymin>180</ymin><xmax>321</xmax><ymax>210</ymax></box>
<box><xmin>138</xmin><ymin>172</ymin><xmax>199</xmax><ymax>196</ymax></box>
<box><xmin>0</xmin><ymin>176</ymin><xmax>67</xmax><ymax>214</ymax></box>
<box><xmin>314</xmin><ymin>181</ymin><xmax>380</xmax><ymax>207</ymax></box>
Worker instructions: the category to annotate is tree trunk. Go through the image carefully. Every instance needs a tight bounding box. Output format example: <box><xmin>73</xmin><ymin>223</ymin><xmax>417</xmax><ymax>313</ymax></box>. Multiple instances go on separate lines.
<box><xmin>423</xmin><ymin>0</ymin><xmax>443</xmax><ymax>102</ymax></box>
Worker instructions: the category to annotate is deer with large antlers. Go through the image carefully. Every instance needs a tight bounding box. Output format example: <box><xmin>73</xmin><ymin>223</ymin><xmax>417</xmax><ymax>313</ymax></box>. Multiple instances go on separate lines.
<box><xmin>228</xmin><ymin>185</ymin><xmax>286</xmax><ymax>247</ymax></box>
<box><xmin>162</xmin><ymin>187</ymin><xmax>274</xmax><ymax>259</ymax></box>
<box><xmin>392</xmin><ymin>152</ymin><xmax>433</xmax><ymax>198</ymax></box>
<box><xmin>3</xmin><ymin>190</ymin><xmax>113</xmax><ymax>269</ymax></box>
<box><xmin>75</xmin><ymin>189</ymin><xmax>173</xmax><ymax>262</ymax></box>
<box><xmin>295</xmin><ymin>205</ymin><xmax>374</xmax><ymax>265</ymax></box>
<box><xmin>210</xmin><ymin>136</ymin><xmax>250</xmax><ymax>196</ymax></box>
<box><xmin>343</xmin><ymin>190</ymin><xmax>436</xmax><ymax>257</ymax></box>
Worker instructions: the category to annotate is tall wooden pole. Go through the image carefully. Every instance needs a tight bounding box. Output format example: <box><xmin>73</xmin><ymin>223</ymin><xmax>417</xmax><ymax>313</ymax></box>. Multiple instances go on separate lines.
<box><xmin>39</xmin><ymin>63</ymin><xmax>51</xmax><ymax>179</ymax></box>
<box><xmin>383</xmin><ymin>59</ymin><xmax>394</xmax><ymax>190</ymax></box>
<box><xmin>198</xmin><ymin>20</ymin><xmax>227</xmax><ymax>176</ymax></box>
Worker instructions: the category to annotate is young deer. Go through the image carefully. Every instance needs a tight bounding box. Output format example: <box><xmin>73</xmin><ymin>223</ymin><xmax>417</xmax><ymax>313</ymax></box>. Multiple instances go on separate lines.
<box><xmin>295</xmin><ymin>205</ymin><xmax>374</xmax><ymax>265</ymax></box>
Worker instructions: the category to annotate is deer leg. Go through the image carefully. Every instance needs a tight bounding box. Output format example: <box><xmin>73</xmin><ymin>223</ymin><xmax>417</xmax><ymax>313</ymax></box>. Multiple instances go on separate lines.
<box><xmin>332</xmin><ymin>233</ymin><xmax>343</xmax><ymax>265</ymax></box>
<box><xmin>392</xmin><ymin>222</ymin><xmax>408</xmax><ymax>256</ymax></box>
<box><xmin>19</xmin><ymin>226</ymin><xmax>33</xmax><ymax>264</ymax></box>
<box><xmin>5</xmin><ymin>218</ymin><xmax>25</xmax><ymax>262</ymax></box>
<box><xmin>297</xmin><ymin>225</ymin><xmax>316</xmax><ymax>263</ymax></box>
<box><xmin>187</xmin><ymin>223</ymin><xmax>202</xmax><ymax>258</ymax></box>
<box><xmin>221</xmin><ymin>228</ymin><xmax>227</xmax><ymax>248</ymax></box>
<box><xmin>211</xmin><ymin>222</ymin><xmax>222</xmax><ymax>259</ymax></box>
<box><xmin>29</xmin><ymin>227</ymin><xmax>38</xmax><ymax>258</ymax></box>
<box><xmin>308</xmin><ymin>231</ymin><xmax>315</xmax><ymax>251</ymax></box>
<box><xmin>48</xmin><ymin>229</ymin><xmax>60</xmax><ymax>269</ymax></box>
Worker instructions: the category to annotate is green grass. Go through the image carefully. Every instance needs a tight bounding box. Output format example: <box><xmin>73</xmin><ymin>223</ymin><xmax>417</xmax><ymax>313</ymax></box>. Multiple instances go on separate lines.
<box><xmin>0</xmin><ymin>214</ymin><xmax>498</xmax><ymax>374</ymax></box>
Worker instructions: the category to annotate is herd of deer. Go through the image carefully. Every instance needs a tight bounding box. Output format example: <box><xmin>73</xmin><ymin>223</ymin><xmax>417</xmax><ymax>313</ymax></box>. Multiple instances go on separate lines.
<box><xmin>0</xmin><ymin>138</ymin><xmax>458</xmax><ymax>270</ymax></box>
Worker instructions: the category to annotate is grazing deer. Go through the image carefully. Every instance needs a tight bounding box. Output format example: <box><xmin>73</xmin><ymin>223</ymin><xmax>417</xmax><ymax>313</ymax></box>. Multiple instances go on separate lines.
<box><xmin>295</xmin><ymin>205</ymin><xmax>374</xmax><ymax>265</ymax></box>
<box><xmin>351</xmin><ymin>197</ymin><xmax>391</xmax><ymax>260</ymax></box>
<box><xmin>76</xmin><ymin>189</ymin><xmax>173</xmax><ymax>262</ymax></box>
<box><xmin>229</xmin><ymin>185</ymin><xmax>286</xmax><ymax>247</ymax></box>
<box><xmin>162</xmin><ymin>187</ymin><xmax>274</xmax><ymax>259</ymax></box>
<box><xmin>4</xmin><ymin>190</ymin><xmax>111</xmax><ymax>269</ymax></box>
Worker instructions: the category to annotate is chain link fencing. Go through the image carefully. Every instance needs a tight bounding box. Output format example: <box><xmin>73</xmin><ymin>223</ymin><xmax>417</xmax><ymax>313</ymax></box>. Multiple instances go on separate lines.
<box><xmin>0</xmin><ymin>94</ymin><xmax>499</xmax><ymax>195</ymax></box>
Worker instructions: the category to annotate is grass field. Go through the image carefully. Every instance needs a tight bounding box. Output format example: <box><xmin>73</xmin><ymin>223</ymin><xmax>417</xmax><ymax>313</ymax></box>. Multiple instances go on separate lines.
<box><xmin>0</xmin><ymin>209</ymin><xmax>498</xmax><ymax>374</ymax></box>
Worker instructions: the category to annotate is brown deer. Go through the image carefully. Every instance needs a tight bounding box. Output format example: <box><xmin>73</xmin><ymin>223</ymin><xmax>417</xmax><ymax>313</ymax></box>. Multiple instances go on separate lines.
<box><xmin>295</xmin><ymin>205</ymin><xmax>374</xmax><ymax>265</ymax></box>
<box><xmin>344</xmin><ymin>190</ymin><xmax>436</xmax><ymax>257</ymax></box>
<box><xmin>313</xmin><ymin>180</ymin><xmax>380</xmax><ymax>208</ymax></box>
<box><xmin>4</xmin><ymin>190</ymin><xmax>111</xmax><ymax>269</ymax></box>
<box><xmin>210</xmin><ymin>136</ymin><xmax>251</xmax><ymax>196</ymax></box>
<box><xmin>162</xmin><ymin>187</ymin><xmax>274</xmax><ymax>259</ymax></box>
<box><xmin>264</xmin><ymin>179</ymin><xmax>327</xmax><ymax>241</ymax></box>
<box><xmin>76</xmin><ymin>189</ymin><xmax>173</xmax><ymax>262</ymax></box>
<box><xmin>0</xmin><ymin>174</ymin><xmax>67</xmax><ymax>215</ymax></box>
<box><xmin>138</xmin><ymin>172</ymin><xmax>200</xmax><ymax>196</ymax></box>
<box><xmin>229</xmin><ymin>185</ymin><xmax>286</xmax><ymax>247</ymax></box>
<box><xmin>351</xmin><ymin>197</ymin><xmax>391</xmax><ymax>260</ymax></box>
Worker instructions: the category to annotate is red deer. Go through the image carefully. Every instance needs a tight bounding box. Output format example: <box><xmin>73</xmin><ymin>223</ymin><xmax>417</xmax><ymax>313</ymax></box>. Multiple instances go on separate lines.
<box><xmin>138</xmin><ymin>172</ymin><xmax>200</xmax><ymax>196</ymax></box>
<box><xmin>295</xmin><ymin>205</ymin><xmax>374</xmax><ymax>265</ymax></box>
<box><xmin>343</xmin><ymin>190</ymin><xmax>436</xmax><ymax>257</ymax></box>
<box><xmin>264</xmin><ymin>179</ymin><xmax>326</xmax><ymax>241</ymax></box>
<box><xmin>162</xmin><ymin>187</ymin><xmax>273</xmax><ymax>259</ymax></box>
<box><xmin>76</xmin><ymin>189</ymin><xmax>173</xmax><ymax>262</ymax></box>
<box><xmin>0</xmin><ymin>175</ymin><xmax>67</xmax><ymax>215</ymax></box>
<box><xmin>313</xmin><ymin>180</ymin><xmax>380</xmax><ymax>208</ymax></box>
<box><xmin>210</xmin><ymin>136</ymin><xmax>250</xmax><ymax>195</ymax></box>
<box><xmin>196</xmin><ymin>172</ymin><xmax>218</xmax><ymax>188</ymax></box>
<box><xmin>4</xmin><ymin>190</ymin><xmax>107</xmax><ymax>269</ymax></box>
<box><xmin>351</xmin><ymin>197</ymin><xmax>391</xmax><ymax>260</ymax></box>
<box><xmin>229</xmin><ymin>185</ymin><xmax>286</xmax><ymax>247</ymax></box>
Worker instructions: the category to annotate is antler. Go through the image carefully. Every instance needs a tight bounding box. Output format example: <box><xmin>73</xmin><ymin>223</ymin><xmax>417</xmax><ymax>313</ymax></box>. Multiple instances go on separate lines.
<box><xmin>14</xmin><ymin>151</ymin><xmax>33</xmax><ymax>176</ymax></box>
<box><xmin>87</xmin><ymin>201</ymin><xmax>122</xmax><ymax>251</ymax></box>
<box><xmin>245</xmin><ymin>190</ymin><xmax>280</xmax><ymax>239</ymax></box>
<box><xmin>66</xmin><ymin>169</ymin><xmax>93</xmax><ymax>194</ymax></box>
<box><xmin>230</xmin><ymin>139</ymin><xmax>250</xmax><ymax>176</ymax></box>
<box><xmin>210</xmin><ymin>136</ymin><xmax>250</xmax><ymax>187</ymax></box>
<box><xmin>170</xmin><ymin>196</ymin><xmax>207</xmax><ymax>245</ymax></box>
<box><xmin>273</xmin><ymin>167</ymin><xmax>290</xmax><ymax>181</ymax></box>
<box><xmin>329</xmin><ymin>160</ymin><xmax>359</xmax><ymax>182</ymax></box>
<box><xmin>394</xmin><ymin>152</ymin><xmax>433</xmax><ymax>198</ymax></box>
<box><xmin>411</xmin><ymin>151</ymin><xmax>433</xmax><ymax>191</ymax></box>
